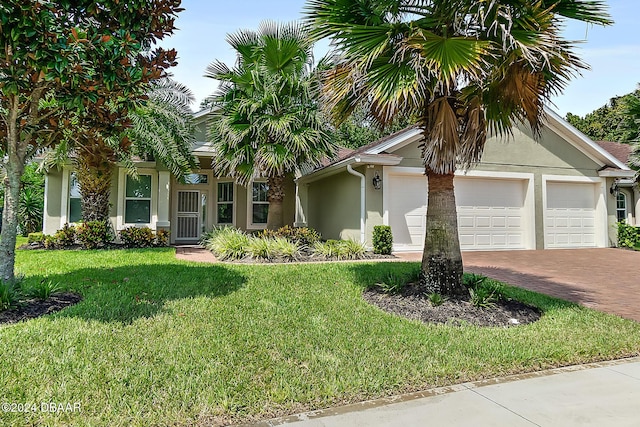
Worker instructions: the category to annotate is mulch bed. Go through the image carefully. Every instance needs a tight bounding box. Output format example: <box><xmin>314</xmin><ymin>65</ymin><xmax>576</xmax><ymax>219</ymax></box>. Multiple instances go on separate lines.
<box><xmin>0</xmin><ymin>293</ymin><xmax>83</xmax><ymax>325</ymax></box>
<box><xmin>363</xmin><ymin>284</ymin><xmax>541</xmax><ymax>327</ymax></box>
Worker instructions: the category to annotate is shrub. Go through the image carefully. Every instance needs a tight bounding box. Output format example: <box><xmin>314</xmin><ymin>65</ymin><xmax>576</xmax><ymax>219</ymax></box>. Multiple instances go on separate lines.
<box><xmin>27</xmin><ymin>232</ymin><xmax>44</xmax><ymax>244</ymax></box>
<box><xmin>272</xmin><ymin>237</ymin><xmax>302</xmax><ymax>260</ymax></box>
<box><xmin>120</xmin><ymin>226</ymin><xmax>155</xmax><ymax>248</ymax></box>
<box><xmin>155</xmin><ymin>229</ymin><xmax>170</xmax><ymax>247</ymax></box>
<box><xmin>469</xmin><ymin>280</ymin><xmax>504</xmax><ymax>308</ymax></box>
<box><xmin>76</xmin><ymin>220</ymin><xmax>113</xmax><ymax>249</ymax></box>
<box><xmin>617</xmin><ymin>221</ymin><xmax>640</xmax><ymax>248</ymax></box>
<box><xmin>53</xmin><ymin>223</ymin><xmax>76</xmax><ymax>247</ymax></box>
<box><xmin>0</xmin><ymin>281</ymin><xmax>19</xmax><ymax>311</ymax></box>
<box><xmin>372</xmin><ymin>225</ymin><xmax>393</xmax><ymax>255</ymax></box>
<box><xmin>463</xmin><ymin>273</ymin><xmax>487</xmax><ymax>289</ymax></box>
<box><xmin>254</xmin><ymin>226</ymin><xmax>321</xmax><ymax>246</ymax></box>
<box><xmin>43</xmin><ymin>234</ymin><xmax>57</xmax><ymax>249</ymax></box>
<box><xmin>337</xmin><ymin>239</ymin><xmax>366</xmax><ymax>260</ymax></box>
<box><xmin>203</xmin><ymin>227</ymin><xmax>250</xmax><ymax>260</ymax></box>
<box><xmin>312</xmin><ymin>240</ymin><xmax>340</xmax><ymax>259</ymax></box>
<box><xmin>313</xmin><ymin>239</ymin><xmax>367</xmax><ymax>260</ymax></box>
<box><xmin>376</xmin><ymin>273</ymin><xmax>406</xmax><ymax>294</ymax></box>
<box><xmin>428</xmin><ymin>292</ymin><xmax>445</xmax><ymax>306</ymax></box>
<box><xmin>24</xmin><ymin>280</ymin><xmax>62</xmax><ymax>300</ymax></box>
<box><xmin>246</xmin><ymin>236</ymin><xmax>275</xmax><ymax>260</ymax></box>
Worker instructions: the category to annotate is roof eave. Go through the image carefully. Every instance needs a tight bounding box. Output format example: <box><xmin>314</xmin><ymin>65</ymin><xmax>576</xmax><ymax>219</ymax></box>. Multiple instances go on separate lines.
<box><xmin>297</xmin><ymin>154</ymin><xmax>403</xmax><ymax>184</ymax></box>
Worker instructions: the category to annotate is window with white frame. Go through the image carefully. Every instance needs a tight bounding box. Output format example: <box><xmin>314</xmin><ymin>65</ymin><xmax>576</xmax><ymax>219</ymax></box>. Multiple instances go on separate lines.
<box><xmin>617</xmin><ymin>192</ymin><xmax>627</xmax><ymax>222</ymax></box>
<box><xmin>125</xmin><ymin>175</ymin><xmax>152</xmax><ymax>224</ymax></box>
<box><xmin>68</xmin><ymin>172</ymin><xmax>82</xmax><ymax>223</ymax></box>
<box><xmin>251</xmin><ymin>181</ymin><xmax>269</xmax><ymax>225</ymax></box>
<box><xmin>217</xmin><ymin>182</ymin><xmax>234</xmax><ymax>224</ymax></box>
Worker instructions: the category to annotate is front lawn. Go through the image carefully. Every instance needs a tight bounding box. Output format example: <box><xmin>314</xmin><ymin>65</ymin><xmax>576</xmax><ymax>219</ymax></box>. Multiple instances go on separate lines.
<box><xmin>2</xmin><ymin>248</ymin><xmax>640</xmax><ymax>426</ymax></box>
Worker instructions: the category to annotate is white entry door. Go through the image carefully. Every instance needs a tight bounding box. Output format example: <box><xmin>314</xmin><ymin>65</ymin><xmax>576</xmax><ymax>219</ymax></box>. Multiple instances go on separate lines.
<box><xmin>176</xmin><ymin>190</ymin><xmax>202</xmax><ymax>241</ymax></box>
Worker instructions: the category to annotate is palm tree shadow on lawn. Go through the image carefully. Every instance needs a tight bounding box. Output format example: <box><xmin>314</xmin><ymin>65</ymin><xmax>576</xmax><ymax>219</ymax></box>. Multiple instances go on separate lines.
<box><xmin>25</xmin><ymin>264</ymin><xmax>246</xmax><ymax>324</ymax></box>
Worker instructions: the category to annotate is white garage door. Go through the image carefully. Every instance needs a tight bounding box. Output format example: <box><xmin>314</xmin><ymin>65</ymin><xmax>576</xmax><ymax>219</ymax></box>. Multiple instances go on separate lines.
<box><xmin>388</xmin><ymin>174</ymin><xmax>428</xmax><ymax>251</ymax></box>
<box><xmin>455</xmin><ymin>178</ymin><xmax>527</xmax><ymax>250</ymax></box>
<box><xmin>388</xmin><ymin>174</ymin><xmax>529</xmax><ymax>251</ymax></box>
<box><xmin>545</xmin><ymin>182</ymin><xmax>597</xmax><ymax>248</ymax></box>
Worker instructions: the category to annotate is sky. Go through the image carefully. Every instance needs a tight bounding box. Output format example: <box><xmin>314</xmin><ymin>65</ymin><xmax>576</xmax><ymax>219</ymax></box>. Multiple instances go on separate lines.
<box><xmin>161</xmin><ymin>0</ymin><xmax>640</xmax><ymax>118</ymax></box>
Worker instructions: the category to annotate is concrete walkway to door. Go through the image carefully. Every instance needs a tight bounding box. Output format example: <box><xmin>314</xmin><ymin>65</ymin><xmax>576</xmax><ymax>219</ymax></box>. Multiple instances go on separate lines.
<box><xmin>398</xmin><ymin>248</ymin><xmax>640</xmax><ymax>322</ymax></box>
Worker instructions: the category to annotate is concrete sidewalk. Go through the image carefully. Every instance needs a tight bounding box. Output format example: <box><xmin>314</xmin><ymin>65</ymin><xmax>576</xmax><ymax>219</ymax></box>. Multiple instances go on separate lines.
<box><xmin>254</xmin><ymin>357</ymin><xmax>640</xmax><ymax>427</ymax></box>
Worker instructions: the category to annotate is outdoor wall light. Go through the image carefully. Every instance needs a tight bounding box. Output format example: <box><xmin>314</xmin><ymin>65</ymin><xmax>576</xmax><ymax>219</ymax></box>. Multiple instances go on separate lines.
<box><xmin>609</xmin><ymin>179</ymin><xmax>619</xmax><ymax>195</ymax></box>
<box><xmin>372</xmin><ymin>172</ymin><xmax>382</xmax><ymax>190</ymax></box>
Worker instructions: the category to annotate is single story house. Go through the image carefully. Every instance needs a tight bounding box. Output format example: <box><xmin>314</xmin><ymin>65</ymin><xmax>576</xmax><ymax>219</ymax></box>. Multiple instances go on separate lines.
<box><xmin>42</xmin><ymin>108</ymin><xmax>638</xmax><ymax>250</ymax></box>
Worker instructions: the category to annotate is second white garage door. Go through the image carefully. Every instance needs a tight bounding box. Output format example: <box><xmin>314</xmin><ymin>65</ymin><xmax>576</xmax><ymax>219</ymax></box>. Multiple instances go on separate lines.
<box><xmin>545</xmin><ymin>181</ymin><xmax>597</xmax><ymax>248</ymax></box>
<box><xmin>388</xmin><ymin>174</ymin><xmax>531</xmax><ymax>251</ymax></box>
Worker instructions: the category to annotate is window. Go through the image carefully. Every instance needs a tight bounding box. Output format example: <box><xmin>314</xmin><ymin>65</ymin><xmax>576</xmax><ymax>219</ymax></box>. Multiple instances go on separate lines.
<box><xmin>251</xmin><ymin>181</ymin><xmax>269</xmax><ymax>225</ymax></box>
<box><xmin>217</xmin><ymin>182</ymin><xmax>234</xmax><ymax>224</ymax></box>
<box><xmin>69</xmin><ymin>172</ymin><xmax>82</xmax><ymax>223</ymax></box>
<box><xmin>125</xmin><ymin>175</ymin><xmax>152</xmax><ymax>224</ymax></box>
<box><xmin>617</xmin><ymin>192</ymin><xmax>627</xmax><ymax>222</ymax></box>
<box><xmin>185</xmin><ymin>173</ymin><xmax>208</xmax><ymax>185</ymax></box>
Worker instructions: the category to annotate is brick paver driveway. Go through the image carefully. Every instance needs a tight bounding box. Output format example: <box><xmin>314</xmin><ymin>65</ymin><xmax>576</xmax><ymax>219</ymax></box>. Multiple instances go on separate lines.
<box><xmin>461</xmin><ymin>248</ymin><xmax>640</xmax><ymax>322</ymax></box>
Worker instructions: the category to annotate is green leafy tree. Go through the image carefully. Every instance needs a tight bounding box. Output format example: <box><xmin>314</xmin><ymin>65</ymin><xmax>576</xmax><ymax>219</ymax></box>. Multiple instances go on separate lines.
<box><xmin>305</xmin><ymin>0</ymin><xmax>611</xmax><ymax>296</ymax></box>
<box><xmin>566</xmin><ymin>88</ymin><xmax>640</xmax><ymax>142</ymax></box>
<box><xmin>206</xmin><ymin>21</ymin><xmax>335</xmax><ymax>230</ymax></box>
<box><xmin>43</xmin><ymin>78</ymin><xmax>198</xmax><ymax>222</ymax></box>
<box><xmin>0</xmin><ymin>0</ymin><xmax>183</xmax><ymax>282</ymax></box>
<box><xmin>625</xmin><ymin>86</ymin><xmax>640</xmax><ymax>169</ymax></box>
<box><xmin>328</xmin><ymin>102</ymin><xmax>412</xmax><ymax>149</ymax></box>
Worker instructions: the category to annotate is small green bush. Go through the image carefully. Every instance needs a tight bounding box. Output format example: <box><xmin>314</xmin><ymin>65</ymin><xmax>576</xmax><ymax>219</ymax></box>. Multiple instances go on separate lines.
<box><xmin>617</xmin><ymin>221</ymin><xmax>640</xmax><ymax>248</ymax></box>
<box><xmin>76</xmin><ymin>220</ymin><xmax>113</xmax><ymax>249</ymax></box>
<box><xmin>337</xmin><ymin>239</ymin><xmax>367</xmax><ymax>260</ymax></box>
<box><xmin>372</xmin><ymin>225</ymin><xmax>393</xmax><ymax>255</ymax></box>
<box><xmin>376</xmin><ymin>273</ymin><xmax>406</xmax><ymax>294</ymax></box>
<box><xmin>155</xmin><ymin>229</ymin><xmax>170</xmax><ymax>247</ymax></box>
<box><xmin>27</xmin><ymin>232</ymin><xmax>44</xmax><ymax>244</ymax></box>
<box><xmin>53</xmin><ymin>223</ymin><xmax>76</xmax><ymax>247</ymax></box>
<box><xmin>43</xmin><ymin>234</ymin><xmax>57</xmax><ymax>249</ymax></box>
<box><xmin>204</xmin><ymin>227</ymin><xmax>250</xmax><ymax>260</ymax></box>
<box><xmin>428</xmin><ymin>292</ymin><xmax>445</xmax><ymax>306</ymax></box>
<box><xmin>254</xmin><ymin>225</ymin><xmax>321</xmax><ymax>246</ymax></box>
<box><xmin>468</xmin><ymin>279</ymin><xmax>504</xmax><ymax>308</ymax></box>
<box><xmin>272</xmin><ymin>237</ymin><xmax>302</xmax><ymax>260</ymax></box>
<box><xmin>120</xmin><ymin>226</ymin><xmax>155</xmax><ymax>248</ymax></box>
<box><xmin>246</xmin><ymin>236</ymin><xmax>274</xmax><ymax>260</ymax></box>
<box><xmin>24</xmin><ymin>280</ymin><xmax>62</xmax><ymax>300</ymax></box>
<box><xmin>0</xmin><ymin>281</ymin><xmax>19</xmax><ymax>311</ymax></box>
<box><xmin>313</xmin><ymin>239</ymin><xmax>367</xmax><ymax>260</ymax></box>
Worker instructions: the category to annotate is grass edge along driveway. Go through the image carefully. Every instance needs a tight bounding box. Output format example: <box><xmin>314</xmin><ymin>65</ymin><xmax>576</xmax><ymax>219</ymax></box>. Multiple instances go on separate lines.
<box><xmin>1</xmin><ymin>247</ymin><xmax>639</xmax><ymax>426</ymax></box>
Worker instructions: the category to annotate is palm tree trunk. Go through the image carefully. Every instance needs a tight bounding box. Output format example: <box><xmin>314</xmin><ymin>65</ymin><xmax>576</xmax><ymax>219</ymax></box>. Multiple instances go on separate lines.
<box><xmin>76</xmin><ymin>148</ymin><xmax>115</xmax><ymax>223</ymax></box>
<box><xmin>420</xmin><ymin>169</ymin><xmax>465</xmax><ymax>297</ymax></box>
<box><xmin>266</xmin><ymin>175</ymin><xmax>285</xmax><ymax>230</ymax></box>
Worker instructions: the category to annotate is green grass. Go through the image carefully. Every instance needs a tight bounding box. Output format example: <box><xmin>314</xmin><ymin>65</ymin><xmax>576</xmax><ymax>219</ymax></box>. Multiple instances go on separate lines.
<box><xmin>2</xmin><ymin>249</ymin><xmax>640</xmax><ymax>426</ymax></box>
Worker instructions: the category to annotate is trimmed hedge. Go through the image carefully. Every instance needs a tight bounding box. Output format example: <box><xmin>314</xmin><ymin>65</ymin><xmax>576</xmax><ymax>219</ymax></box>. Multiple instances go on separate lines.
<box><xmin>372</xmin><ymin>225</ymin><xmax>393</xmax><ymax>255</ymax></box>
<box><xmin>617</xmin><ymin>221</ymin><xmax>640</xmax><ymax>248</ymax></box>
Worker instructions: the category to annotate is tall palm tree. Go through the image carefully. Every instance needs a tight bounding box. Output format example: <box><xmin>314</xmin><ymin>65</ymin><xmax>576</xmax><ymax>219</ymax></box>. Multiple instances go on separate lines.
<box><xmin>45</xmin><ymin>78</ymin><xmax>197</xmax><ymax>223</ymax></box>
<box><xmin>205</xmin><ymin>21</ymin><xmax>334</xmax><ymax>230</ymax></box>
<box><xmin>305</xmin><ymin>0</ymin><xmax>611</xmax><ymax>296</ymax></box>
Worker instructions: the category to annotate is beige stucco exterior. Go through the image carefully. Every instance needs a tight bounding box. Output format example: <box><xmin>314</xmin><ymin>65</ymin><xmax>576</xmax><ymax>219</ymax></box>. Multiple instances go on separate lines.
<box><xmin>43</xmin><ymin>157</ymin><xmax>297</xmax><ymax>243</ymax></box>
<box><xmin>297</xmin><ymin>117</ymin><xmax>636</xmax><ymax>250</ymax></box>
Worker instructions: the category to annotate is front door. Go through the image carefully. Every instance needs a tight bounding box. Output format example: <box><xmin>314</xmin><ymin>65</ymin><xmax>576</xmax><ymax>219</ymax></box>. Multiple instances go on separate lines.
<box><xmin>176</xmin><ymin>190</ymin><xmax>205</xmax><ymax>241</ymax></box>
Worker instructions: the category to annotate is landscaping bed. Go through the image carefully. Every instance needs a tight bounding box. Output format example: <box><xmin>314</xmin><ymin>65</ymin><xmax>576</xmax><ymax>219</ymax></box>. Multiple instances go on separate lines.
<box><xmin>0</xmin><ymin>293</ymin><xmax>82</xmax><ymax>325</ymax></box>
<box><xmin>364</xmin><ymin>284</ymin><xmax>541</xmax><ymax>327</ymax></box>
<box><xmin>2</xmin><ymin>248</ymin><xmax>640</xmax><ymax>427</ymax></box>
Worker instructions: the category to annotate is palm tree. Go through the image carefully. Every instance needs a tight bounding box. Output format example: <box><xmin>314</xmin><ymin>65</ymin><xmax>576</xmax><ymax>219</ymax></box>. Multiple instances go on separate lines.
<box><xmin>45</xmin><ymin>78</ymin><xmax>197</xmax><ymax>223</ymax></box>
<box><xmin>205</xmin><ymin>21</ymin><xmax>334</xmax><ymax>230</ymax></box>
<box><xmin>305</xmin><ymin>0</ymin><xmax>611</xmax><ymax>296</ymax></box>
